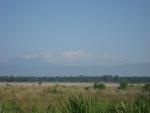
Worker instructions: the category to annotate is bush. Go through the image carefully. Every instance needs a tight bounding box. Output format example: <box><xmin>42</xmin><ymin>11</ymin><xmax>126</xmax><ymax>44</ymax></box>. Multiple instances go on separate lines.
<box><xmin>94</xmin><ymin>82</ymin><xmax>106</xmax><ymax>90</ymax></box>
<box><xmin>143</xmin><ymin>83</ymin><xmax>150</xmax><ymax>92</ymax></box>
<box><xmin>119</xmin><ymin>81</ymin><xmax>128</xmax><ymax>90</ymax></box>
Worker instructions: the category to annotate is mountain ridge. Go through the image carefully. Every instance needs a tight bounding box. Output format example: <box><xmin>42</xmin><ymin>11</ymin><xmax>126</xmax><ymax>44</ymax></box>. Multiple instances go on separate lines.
<box><xmin>0</xmin><ymin>58</ymin><xmax>150</xmax><ymax>76</ymax></box>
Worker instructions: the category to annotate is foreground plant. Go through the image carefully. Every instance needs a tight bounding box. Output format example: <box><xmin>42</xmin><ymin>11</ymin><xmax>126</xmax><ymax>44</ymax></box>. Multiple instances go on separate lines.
<box><xmin>59</xmin><ymin>94</ymin><xmax>113</xmax><ymax>113</ymax></box>
<box><xmin>0</xmin><ymin>93</ymin><xmax>149</xmax><ymax>113</ymax></box>
<box><xmin>0</xmin><ymin>100</ymin><xmax>22</xmax><ymax>113</ymax></box>
<box><xmin>116</xmin><ymin>93</ymin><xmax>150</xmax><ymax>113</ymax></box>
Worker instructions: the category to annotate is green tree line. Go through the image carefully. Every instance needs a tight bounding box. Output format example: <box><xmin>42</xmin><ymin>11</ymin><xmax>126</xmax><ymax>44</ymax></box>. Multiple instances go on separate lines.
<box><xmin>0</xmin><ymin>75</ymin><xmax>149</xmax><ymax>83</ymax></box>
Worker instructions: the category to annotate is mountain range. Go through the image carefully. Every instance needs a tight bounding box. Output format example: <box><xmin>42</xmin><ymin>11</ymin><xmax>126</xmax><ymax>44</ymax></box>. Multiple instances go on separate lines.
<box><xmin>0</xmin><ymin>58</ymin><xmax>150</xmax><ymax>76</ymax></box>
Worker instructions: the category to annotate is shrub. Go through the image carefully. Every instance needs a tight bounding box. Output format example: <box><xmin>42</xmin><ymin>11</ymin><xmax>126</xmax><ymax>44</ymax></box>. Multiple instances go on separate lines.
<box><xmin>143</xmin><ymin>83</ymin><xmax>150</xmax><ymax>92</ymax></box>
<box><xmin>119</xmin><ymin>81</ymin><xmax>128</xmax><ymax>90</ymax></box>
<box><xmin>94</xmin><ymin>82</ymin><xmax>106</xmax><ymax>90</ymax></box>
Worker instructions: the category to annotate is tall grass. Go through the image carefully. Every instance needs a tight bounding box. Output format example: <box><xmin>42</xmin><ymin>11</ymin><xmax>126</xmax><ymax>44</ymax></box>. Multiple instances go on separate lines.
<box><xmin>115</xmin><ymin>94</ymin><xmax>150</xmax><ymax>113</ymax></box>
<box><xmin>0</xmin><ymin>93</ymin><xmax>149</xmax><ymax>113</ymax></box>
<box><xmin>59</xmin><ymin>94</ymin><xmax>111</xmax><ymax>113</ymax></box>
<box><xmin>0</xmin><ymin>84</ymin><xmax>149</xmax><ymax>113</ymax></box>
<box><xmin>0</xmin><ymin>100</ymin><xmax>22</xmax><ymax>113</ymax></box>
<box><xmin>59</xmin><ymin>93</ymin><xmax>150</xmax><ymax>113</ymax></box>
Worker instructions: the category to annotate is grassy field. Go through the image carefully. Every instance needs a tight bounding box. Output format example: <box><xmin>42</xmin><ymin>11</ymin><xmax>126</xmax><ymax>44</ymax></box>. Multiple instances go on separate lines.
<box><xmin>0</xmin><ymin>82</ymin><xmax>149</xmax><ymax>113</ymax></box>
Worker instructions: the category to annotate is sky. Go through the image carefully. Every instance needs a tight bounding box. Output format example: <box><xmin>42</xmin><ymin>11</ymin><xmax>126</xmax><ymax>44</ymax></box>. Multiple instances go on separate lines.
<box><xmin>0</xmin><ymin>0</ymin><xmax>150</xmax><ymax>66</ymax></box>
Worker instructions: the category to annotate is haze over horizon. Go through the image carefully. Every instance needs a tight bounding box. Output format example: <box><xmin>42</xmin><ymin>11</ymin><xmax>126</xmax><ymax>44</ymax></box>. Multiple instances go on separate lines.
<box><xmin>0</xmin><ymin>0</ymin><xmax>150</xmax><ymax>75</ymax></box>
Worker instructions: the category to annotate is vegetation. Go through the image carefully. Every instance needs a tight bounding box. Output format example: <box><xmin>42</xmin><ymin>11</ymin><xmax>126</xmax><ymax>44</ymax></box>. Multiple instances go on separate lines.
<box><xmin>0</xmin><ymin>82</ymin><xmax>149</xmax><ymax>113</ymax></box>
<box><xmin>94</xmin><ymin>82</ymin><xmax>106</xmax><ymax>90</ymax></box>
<box><xmin>119</xmin><ymin>81</ymin><xmax>128</xmax><ymax>90</ymax></box>
<box><xmin>0</xmin><ymin>75</ymin><xmax>150</xmax><ymax>83</ymax></box>
<box><xmin>0</xmin><ymin>93</ymin><xmax>149</xmax><ymax>113</ymax></box>
<box><xmin>143</xmin><ymin>83</ymin><xmax>150</xmax><ymax>92</ymax></box>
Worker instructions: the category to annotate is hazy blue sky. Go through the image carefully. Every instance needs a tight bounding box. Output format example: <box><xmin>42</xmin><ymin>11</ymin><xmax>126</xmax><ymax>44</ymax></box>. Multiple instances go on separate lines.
<box><xmin>0</xmin><ymin>0</ymin><xmax>150</xmax><ymax>65</ymax></box>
